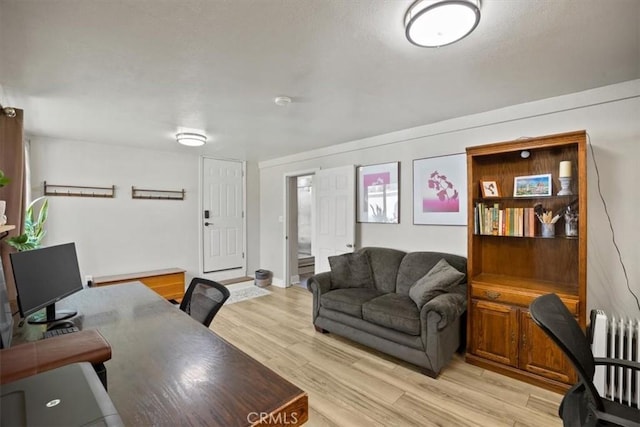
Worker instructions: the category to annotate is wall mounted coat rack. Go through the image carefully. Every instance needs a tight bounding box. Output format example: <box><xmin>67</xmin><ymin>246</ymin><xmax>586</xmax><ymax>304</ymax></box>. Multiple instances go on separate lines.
<box><xmin>131</xmin><ymin>187</ymin><xmax>185</xmax><ymax>200</ymax></box>
<box><xmin>44</xmin><ymin>181</ymin><xmax>115</xmax><ymax>198</ymax></box>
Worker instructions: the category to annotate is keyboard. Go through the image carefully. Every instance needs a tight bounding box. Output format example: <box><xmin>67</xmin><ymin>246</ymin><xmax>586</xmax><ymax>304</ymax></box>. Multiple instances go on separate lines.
<box><xmin>43</xmin><ymin>326</ymin><xmax>80</xmax><ymax>339</ymax></box>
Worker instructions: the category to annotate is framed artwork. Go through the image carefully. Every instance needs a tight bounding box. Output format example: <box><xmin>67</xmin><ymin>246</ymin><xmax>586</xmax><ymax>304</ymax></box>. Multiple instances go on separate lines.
<box><xmin>513</xmin><ymin>173</ymin><xmax>552</xmax><ymax>197</ymax></box>
<box><xmin>480</xmin><ymin>180</ymin><xmax>500</xmax><ymax>198</ymax></box>
<box><xmin>357</xmin><ymin>161</ymin><xmax>399</xmax><ymax>223</ymax></box>
<box><xmin>413</xmin><ymin>153</ymin><xmax>467</xmax><ymax>225</ymax></box>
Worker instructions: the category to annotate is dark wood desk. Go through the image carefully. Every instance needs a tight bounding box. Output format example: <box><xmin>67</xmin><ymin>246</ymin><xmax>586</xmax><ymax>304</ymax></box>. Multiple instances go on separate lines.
<box><xmin>16</xmin><ymin>282</ymin><xmax>308</xmax><ymax>426</ymax></box>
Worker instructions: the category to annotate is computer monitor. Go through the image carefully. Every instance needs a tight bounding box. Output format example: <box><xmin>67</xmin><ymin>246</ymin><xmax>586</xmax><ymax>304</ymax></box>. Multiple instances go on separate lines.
<box><xmin>10</xmin><ymin>242</ymin><xmax>83</xmax><ymax>325</ymax></box>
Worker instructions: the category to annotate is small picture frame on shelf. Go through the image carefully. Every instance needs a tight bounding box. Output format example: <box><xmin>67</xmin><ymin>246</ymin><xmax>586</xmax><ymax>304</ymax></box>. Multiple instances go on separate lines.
<box><xmin>513</xmin><ymin>173</ymin><xmax>552</xmax><ymax>197</ymax></box>
<box><xmin>480</xmin><ymin>180</ymin><xmax>500</xmax><ymax>198</ymax></box>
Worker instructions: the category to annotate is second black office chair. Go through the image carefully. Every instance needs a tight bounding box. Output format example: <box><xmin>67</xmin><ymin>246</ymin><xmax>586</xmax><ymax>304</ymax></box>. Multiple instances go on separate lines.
<box><xmin>529</xmin><ymin>293</ymin><xmax>640</xmax><ymax>427</ymax></box>
<box><xmin>180</xmin><ymin>278</ymin><xmax>230</xmax><ymax>327</ymax></box>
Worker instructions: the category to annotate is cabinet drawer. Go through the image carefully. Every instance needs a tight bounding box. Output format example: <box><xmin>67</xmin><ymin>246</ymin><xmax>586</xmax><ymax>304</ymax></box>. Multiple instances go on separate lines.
<box><xmin>140</xmin><ymin>273</ymin><xmax>184</xmax><ymax>288</ymax></box>
<box><xmin>471</xmin><ymin>283</ymin><xmax>579</xmax><ymax>315</ymax></box>
<box><xmin>140</xmin><ymin>273</ymin><xmax>184</xmax><ymax>299</ymax></box>
<box><xmin>143</xmin><ymin>281</ymin><xmax>184</xmax><ymax>300</ymax></box>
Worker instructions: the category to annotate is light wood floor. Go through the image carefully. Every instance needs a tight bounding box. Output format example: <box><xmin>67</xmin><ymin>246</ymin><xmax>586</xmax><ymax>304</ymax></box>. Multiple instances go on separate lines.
<box><xmin>211</xmin><ymin>285</ymin><xmax>563</xmax><ymax>427</ymax></box>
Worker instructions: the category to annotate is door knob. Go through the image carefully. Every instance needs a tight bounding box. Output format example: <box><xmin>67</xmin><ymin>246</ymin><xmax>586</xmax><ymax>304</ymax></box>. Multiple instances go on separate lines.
<box><xmin>346</xmin><ymin>244</ymin><xmax>354</xmax><ymax>248</ymax></box>
<box><xmin>204</xmin><ymin>222</ymin><xmax>212</xmax><ymax>226</ymax></box>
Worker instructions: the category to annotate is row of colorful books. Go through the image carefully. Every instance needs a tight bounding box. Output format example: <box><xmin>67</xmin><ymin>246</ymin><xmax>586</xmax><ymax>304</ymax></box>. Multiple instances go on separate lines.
<box><xmin>474</xmin><ymin>203</ymin><xmax>537</xmax><ymax>237</ymax></box>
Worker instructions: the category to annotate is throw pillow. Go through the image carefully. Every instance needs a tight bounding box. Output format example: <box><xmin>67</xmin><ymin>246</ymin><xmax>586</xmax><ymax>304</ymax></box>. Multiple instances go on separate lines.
<box><xmin>408</xmin><ymin>258</ymin><xmax>465</xmax><ymax>308</ymax></box>
<box><xmin>328</xmin><ymin>251</ymin><xmax>374</xmax><ymax>289</ymax></box>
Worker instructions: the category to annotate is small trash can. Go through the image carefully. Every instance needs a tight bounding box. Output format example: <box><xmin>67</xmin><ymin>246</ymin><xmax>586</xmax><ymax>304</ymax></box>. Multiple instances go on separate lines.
<box><xmin>255</xmin><ymin>269</ymin><xmax>272</xmax><ymax>288</ymax></box>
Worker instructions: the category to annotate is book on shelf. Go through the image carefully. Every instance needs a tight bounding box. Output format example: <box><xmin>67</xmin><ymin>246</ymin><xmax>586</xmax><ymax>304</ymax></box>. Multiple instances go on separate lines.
<box><xmin>523</xmin><ymin>207</ymin><xmax>536</xmax><ymax>237</ymax></box>
<box><xmin>475</xmin><ymin>203</ymin><xmax>532</xmax><ymax>237</ymax></box>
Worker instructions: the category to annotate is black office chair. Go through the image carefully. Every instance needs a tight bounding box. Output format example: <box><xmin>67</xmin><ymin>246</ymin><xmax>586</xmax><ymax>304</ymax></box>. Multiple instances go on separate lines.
<box><xmin>529</xmin><ymin>294</ymin><xmax>640</xmax><ymax>427</ymax></box>
<box><xmin>179</xmin><ymin>278</ymin><xmax>230</xmax><ymax>327</ymax></box>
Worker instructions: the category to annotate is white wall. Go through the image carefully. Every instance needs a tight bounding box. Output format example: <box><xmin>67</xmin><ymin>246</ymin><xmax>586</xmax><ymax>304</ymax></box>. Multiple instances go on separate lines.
<box><xmin>259</xmin><ymin>80</ymin><xmax>640</xmax><ymax>317</ymax></box>
<box><xmin>29</xmin><ymin>138</ymin><xmax>261</xmax><ymax>284</ymax></box>
<box><xmin>244</xmin><ymin>160</ymin><xmax>260</xmax><ymax>276</ymax></box>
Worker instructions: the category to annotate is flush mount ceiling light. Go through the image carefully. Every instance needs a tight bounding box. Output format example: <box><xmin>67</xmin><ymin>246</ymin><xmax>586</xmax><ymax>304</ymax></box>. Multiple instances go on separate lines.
<box><xmin>405</xmin><ymin>0</ymin><xmax>481</xmax><ymax>48</ymax></box>
<box><xmin>176</xmin><ymin>132</ymin><xmax>207</xmax><ymax>147</ymax></box>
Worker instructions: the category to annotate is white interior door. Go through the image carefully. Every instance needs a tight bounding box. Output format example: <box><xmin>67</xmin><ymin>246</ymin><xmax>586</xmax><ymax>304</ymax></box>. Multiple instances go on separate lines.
<box><xmin>202</xmin><ymin>158</ymin><xmax>244</xmax><ymax>273</ymax></box>
<box><xmin>314</xmin><ymin>165</ymin><xmax>356</xmax><ymax>273</ymax></box>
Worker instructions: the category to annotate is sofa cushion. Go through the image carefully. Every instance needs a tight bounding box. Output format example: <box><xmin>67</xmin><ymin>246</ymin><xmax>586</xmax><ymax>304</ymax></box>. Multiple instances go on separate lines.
<box><xmin>320</xmin><ymin>288</ymin><xmax>385</xmax><ymax>318</ymax></box>
<box><xmin>408</xmin><ymin>258</ymin><xmax>466</xmax><ymax>309</ymax></box>
<box><xmin>396</xmin><ymin>252</ymin><xmax>467</xmax><ymax>295</ymax></box>
<box><xmin>362</xmin><ymin>293</ymin><xmax>421</xmax><ymax>336</ymax></box>
<box><xmin>329</xmin><ymin>251</ymin><xmax>374</xmax><ymax>289</ymax></box>
<box><xmin>363</xmin><ymin>247</ymin><xmax>406</xmax><ymax>293</ymax></box>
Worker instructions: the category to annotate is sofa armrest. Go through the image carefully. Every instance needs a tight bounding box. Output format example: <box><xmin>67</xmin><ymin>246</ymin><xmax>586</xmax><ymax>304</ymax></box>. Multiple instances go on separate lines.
<box><xmin>0</xmin><ymin>329</ymin><xmax>112</xmax><ymax>385</ymax></box>
<box><xmin>308</xmin><ymin>271</ymin><xmax>331</xmax><ymax>295</ymax></box>
<box><xmin>420</xmin><ymin>285</ymin><xmax>467</xmax><ymax>331</ymax></box>
<box><xmin>307</xmin><ymin>272</ymin><xmax>331</xmax><ymax>321</ymax></box>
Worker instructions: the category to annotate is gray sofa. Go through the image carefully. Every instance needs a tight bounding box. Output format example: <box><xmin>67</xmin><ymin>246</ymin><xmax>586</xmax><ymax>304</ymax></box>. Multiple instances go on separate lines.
<box><xmin>308</xmin><ymin>247</ymin><xmax>467</xmax><ymax>377</ymax></box>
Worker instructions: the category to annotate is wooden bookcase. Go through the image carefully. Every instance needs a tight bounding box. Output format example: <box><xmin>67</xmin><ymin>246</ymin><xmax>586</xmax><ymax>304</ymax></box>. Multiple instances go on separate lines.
<box><xmin>465</xmin><ymin>130</ymin><xmax>587</xmax><ymax>393</ymax></box>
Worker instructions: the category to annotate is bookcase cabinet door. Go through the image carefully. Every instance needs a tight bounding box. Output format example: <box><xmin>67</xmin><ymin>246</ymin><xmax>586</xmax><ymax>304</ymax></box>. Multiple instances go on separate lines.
<box><xmin>469</xmin><ymin>300</ymin><xmax>518</xmax><ymax>367</ymax></box>
<box><xmin>519</xmin><ymin>310</ymin><xmax>577</xmax><ymax>384</ymax></box>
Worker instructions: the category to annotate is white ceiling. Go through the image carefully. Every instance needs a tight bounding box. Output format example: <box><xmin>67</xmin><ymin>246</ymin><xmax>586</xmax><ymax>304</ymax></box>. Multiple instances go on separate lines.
<box><xmin>1</xmin><ymin>0</ymin><xmax>638</xmax><ymax>162</ymax></box>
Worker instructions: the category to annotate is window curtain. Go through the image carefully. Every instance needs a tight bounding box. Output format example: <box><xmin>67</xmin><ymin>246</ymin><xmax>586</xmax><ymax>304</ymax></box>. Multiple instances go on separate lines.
<box><xmin>0</xmin><ymin>108</ymin><xmax>26</xmax><ymax>306</ymax></box>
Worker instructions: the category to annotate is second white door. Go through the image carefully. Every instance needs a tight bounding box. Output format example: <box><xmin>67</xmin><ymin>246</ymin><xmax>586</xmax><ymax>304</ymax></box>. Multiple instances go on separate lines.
<box><xmin>314</xmin><ymin>165</ymin><xmax>356</xmax><ymax>273</ymax></box>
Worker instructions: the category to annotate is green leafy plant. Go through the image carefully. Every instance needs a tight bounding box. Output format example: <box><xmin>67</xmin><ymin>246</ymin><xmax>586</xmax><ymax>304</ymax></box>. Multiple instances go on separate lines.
<box><xmin>6</xmin><ymin>196</ymin><xmax>49</xmax><ymax>251</ymax></box>
<box><xmin>0</xmin><ymin>170</ymin><xmax>9</xmax><ymax>187</ymax></box>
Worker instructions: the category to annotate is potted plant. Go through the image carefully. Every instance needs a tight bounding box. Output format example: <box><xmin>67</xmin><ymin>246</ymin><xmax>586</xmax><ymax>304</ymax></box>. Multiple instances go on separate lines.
<box><xmin>6</xmin><ymin>197</ymin><xmax>49</xmax><ymax>251</ymax></box>
<box><xmin>0</xmin><ymin>170</ymin><xmax>9</xmax><ymax>188</ymax></box>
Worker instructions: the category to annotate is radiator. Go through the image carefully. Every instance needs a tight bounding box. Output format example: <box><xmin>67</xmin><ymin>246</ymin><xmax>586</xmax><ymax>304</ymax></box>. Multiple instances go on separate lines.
<box><xmin>590</xmin><ymin>310</ymin><xmax>640</xmax><ymax>408</ymax></box>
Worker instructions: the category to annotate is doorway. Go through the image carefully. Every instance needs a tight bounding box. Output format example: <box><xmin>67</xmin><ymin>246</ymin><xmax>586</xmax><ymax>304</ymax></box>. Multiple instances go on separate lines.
<box><xmin>284</xmin><ymin>171</ymin><xmax>317</xmax><ymax>288</ymax></box>
<box><xmin>296</xmin><ymin>175</ymin><xmax>314</xmax><ymax>287</ymax></box>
